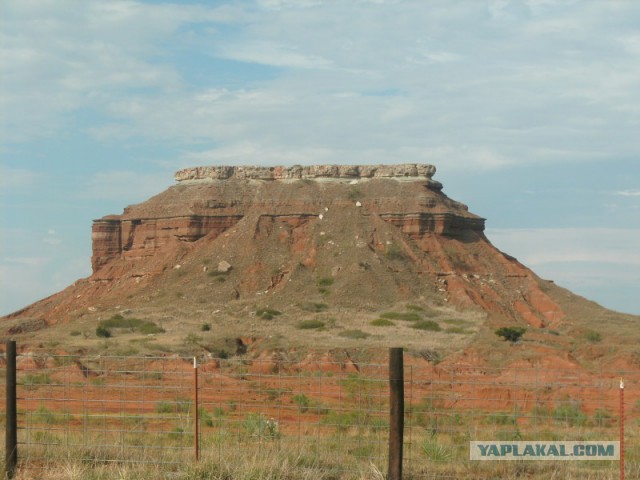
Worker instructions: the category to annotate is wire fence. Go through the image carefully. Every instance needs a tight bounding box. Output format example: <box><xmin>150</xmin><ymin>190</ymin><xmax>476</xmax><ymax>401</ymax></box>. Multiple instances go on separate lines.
<box><xmin>2</xmin><ymin>351</ymin><xmax>639</xmax><ymax>479</ymax></box>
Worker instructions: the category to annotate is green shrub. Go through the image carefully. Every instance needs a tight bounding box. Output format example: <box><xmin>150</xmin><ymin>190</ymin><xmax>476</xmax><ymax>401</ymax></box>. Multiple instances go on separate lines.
<box><xmin>23</xmin><ymin>373</ymin><xmax>53</xmax><ymax>386</ymax></box>
<box><xmin>422</xmin><ymin>440</ymin><xmax>452</xmax><ymax>463</ymax></box>
<box><xmin>183</xmin><ymin>333</ymin><xmax>202</xmax><ymax>345</ymax></box>
<box><xmin>296</xmin><ymin>319</ymin><xmax>325</xmax><ymax>330</ymax></box>
<box><xmin>584</xmin><ymin>330</ymin><xmax>602</xmax><ymax>343</ymax></box>
<box><xmin>445</xmin><ymin>326</ymin><xmax>470</xmax><ymax>334</ymax></box>
<box><xmin>96</xmin><ymin>326</ymin><xmax>111</xmax><ymax>338</ymax></box>
<box><xmin>405</xmin><ymin>304</ymin><xmax>424</xmax><ymax>311</ymax></box>
<box><xmin>300</xmin><ymin>302</ymin><xmax>329</xmax><ymax>312</ymax></box>
<box><xmin>156</xmin><ymin>401</ymin><xmax>174</xmax><ymax>414</ymax></box>
<box><xmin>370</xmin><ymin>318</ymin><xmax>395</xmax><ymax>327</ymax></box>
<box><xmin>338</xmin><ymin>329</ymin><xmax>369</xmax><ymax>339</ymax></box>
<box><xmin>156</xmin><ymin>398</ymin><xmax>191</xmax><ymax>414</ymax></box>
<box><xmin>293</xmin><ymin>393</ymin><xmax>311</xmax><ymax>413</ymax></box>
<box><xmin>486</xmin><ymin>412</ymin><xmax>518</xmax><ymax>425</ymax></box>
<box><xmin>69</xmin><ymin>330</ymin><xmax>81</xmax><ymax>336</ymax></box>
<box><xmin>242</xmin><ymin>413</ymin><xmax>279</xmax><ymax>439</ymax></box>
<box><xmin>201</xmin><ymin>323</ymin><xmax>211</xmax><ymax>332</ymax></box>
<box><xmin>137</xmin><ymin>322</ymin><xmax>165</xmax><ymax>334</ymax></box>
<box><xmin>317</xmin><ymin>277</ymin><xmax>334</xmax><ymax>287</ymax></box>
<box><xmin>592</xmin><ymin>409</ymin><xmax>614</xmax><ymax>427</ymax></box>
<box><xmin>209</xmin><ymin>348</ymin><xmax>229</xmax><ymax>359</ymax></box>
<box><xmin>443</xmin><ymin>318</ymin><xmax>467</xmax><ymax>325</ymax></box>
<box><xmin>412</xmin><ymin>320</ymin><xmax>441</xmax><ymax>331</ymax></box>
<box><xmin>99</xmin><ymin>315</ymin><xmax>138</xmax><ymax>329</ymax></box>
<box><xmin>553</xmin><ymin>402</ymin><xmax>586</xmax><ymax>427</ymax></box>
<box><xmin>384</xmin><ymin>244</ymin><xmax>405</xmax><ymax>261</ymax></box>
<box><xmin>98</xmin><ymin>316</ymin><xmax>164</xmax><ymax>335</ymax></box>
<box><xmin>381</xmin><ymin>311</ymin><xmax>421</xmax><ymax>321</ymax></box>
<box><xmin>495</xmin><ymin>326</ymin><xmax>526</xmax><ymax>343</ymax></box>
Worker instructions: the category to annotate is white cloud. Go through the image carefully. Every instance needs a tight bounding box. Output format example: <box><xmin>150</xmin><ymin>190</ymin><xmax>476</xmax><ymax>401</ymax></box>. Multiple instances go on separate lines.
<box><xmin>487</xmin><ymin>228</ymin><xmax>640</xmax><ymax>267</ymax></box>
<box><xmin>0</xmin><ymin>165</ymin><xmax>42</xmax><ymax>189</ymax></box>
<box><xmin>2</xmin><ymin>256</ymin><xmax>47</xmax><ymax>267</ymax></box>
<box><xmin>615</xmin><ymin>190</ymin><xmax>640</xmax><ymax>197</ymax></box>
<box><xmin>219</xmin><ymin>41</ymin><xmax>333</xmax><ymax>69</ymax></box>
<box><xmin>4</xmin><ymin>0</ymin><xmax>640</xmax><ymax>171</ymax></box>
<box><xmin>80</xmin><ymin>170</ymin><xmax>174</xmax><ymax>202</ymax></box>
<box><xmin>42</xmin><ymin>229</ymin><xmax>62</xmax><ymax>246</ymax></box>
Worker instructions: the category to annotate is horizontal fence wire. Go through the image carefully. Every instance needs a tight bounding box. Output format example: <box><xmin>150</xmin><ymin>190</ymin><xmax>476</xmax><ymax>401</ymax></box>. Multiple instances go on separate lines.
<box><xmin>3</xmin><ymin>353</ymin><xmax>640</xmax><ymax>479</ymax></box>
<box><xmin>407</xmin><ymin>365</ymin><xmax>639</xmax><ymax>479</ymax></box>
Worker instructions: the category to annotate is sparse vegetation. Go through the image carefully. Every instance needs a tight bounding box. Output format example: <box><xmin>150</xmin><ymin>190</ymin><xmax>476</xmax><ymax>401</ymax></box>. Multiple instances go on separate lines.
<box><xmin>422</xmin><ymin>440</ymin><xmax>453</xmax><ymax>463</ymax></box>
<box><xmin>381</xmin><ymin>311</ymin><xmax>421</xmax><ymax>321</ymax></box>
<box><xmin>445</xmin><ymin>326</ymin><xmax>470</xmax><ymax>334</ymax></box>
<box><xmin>317</xmin><ymin>277</ymin><xmax>334</xmax><ymax>287</ymax></box>
<box><xmin>443</xmin><ymin>318</ymin><xmax>468</xmax><ymax>325</ymax></box>
<box><xmin>300</xmin><ymin>302</ymin><xmax>329</xmax><ymax>312</ymax></box>
<box><xmin>98</xmin><ymin>315</ymin><xmax>165</xmax><ymax>335</ymax></box>
<box><xmin>370</xmin><ymin>318</ymin><xmax>394</xmax><ymax>327</ymax></box>
<box><xmin>292</xmin><ymin>393</ymin><xmax>311</xmax><ymax>412</ymax></box>
<box><xmin>22</xmin><ymin>373</ymin><xmax>53</xmax><ymax>386</ymax></box>
<box><xmin>183</xmin><ymin>333</ymin><xmax>202</xmax><ymax>345</ymax></box>
<box><xmin>347</xmin><ymin>188</ymin><xmax>361</xmax><ymax>200</ymax></box>
<box><xmin>495</xmin><ymin>326</ymin><xmax>526</xmax><ymax>343</ymax></box>
<box><xmin>242</xmin><ymin>413</ymin><xmax>279</xmax><ymax>439</ymax></box>
<box><xmin>96</xmin><ymin>325</ymin><xmax>112</xmax><ymax>338</ymax></box>
<box><xmin>296</xmin><ymin>319</ymin><xmax>325</xmax><ymax>330</ymax></box>
<box><xmin>584</xmin><ymin>329</ymin><xmax>602</xmax><ymax>343</ymax></box>
<box><xmin>552</xmin><ymin>402</ymin><xmax>587</xmax><ymax>427</ymax></box>
<box><xmin>156</xmin><ymin>398</ymin><xmax>191</xmax><ymax>414</ymax></box>
<box><xmin>338</xmin><ymin>329</ymin><xmax>369</xmax><ymax>339</ymax></box>
<box><xmin>416</xmin><ymin>349</ymin><xmax>442</xmax><ymax>364</ymax></box>
<box><xmin>384</xmin><ymin>243</ymin><xmax>405</xmax><ymax>261</ymax></box>
<box><xmin>412</xmin><ymin>320</ymin><xmax>441</xmax><ymax>331</ymax></box>
<box><xmin>256</xmin><ymin>307</ymin><xmax>282</xmax><ymax>320</ymax></box>
<box><xmin>201</xmin><ymin>323</ymin><xmax>211</xmax><ymax>332</ymax></box>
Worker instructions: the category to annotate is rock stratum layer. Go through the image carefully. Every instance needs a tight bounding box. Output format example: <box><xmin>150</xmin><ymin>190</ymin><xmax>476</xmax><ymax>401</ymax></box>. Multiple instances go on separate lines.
<box><xmin>9</xmin><ymin>163</ymin><xmax>569</xmax><ymax>332</ymax></box>
<box><xmin>174</xmin><ymin>163</ymin><xmax>439</xmax><ymax>183</ymax></box>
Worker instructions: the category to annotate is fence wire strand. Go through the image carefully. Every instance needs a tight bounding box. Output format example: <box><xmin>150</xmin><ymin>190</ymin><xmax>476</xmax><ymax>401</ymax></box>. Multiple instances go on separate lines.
<box><xmin>3</xmin><ymin>353</ymin><xmax>639</xmax><ymax>479</ymax></box>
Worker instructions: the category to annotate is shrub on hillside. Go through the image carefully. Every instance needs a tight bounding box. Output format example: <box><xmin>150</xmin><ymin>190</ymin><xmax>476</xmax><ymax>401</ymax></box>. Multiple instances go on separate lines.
<box><xmin>495</xmin><ymin>326</ymin><xmax>526</xmax><ymax>343</ymax></box>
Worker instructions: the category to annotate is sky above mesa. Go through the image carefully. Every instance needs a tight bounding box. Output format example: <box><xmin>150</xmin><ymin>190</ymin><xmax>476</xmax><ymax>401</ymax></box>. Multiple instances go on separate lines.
<box><xmin>1</xmin><ymin>0</ymin><xmax>639</xmax><ymax>316</ymax></box>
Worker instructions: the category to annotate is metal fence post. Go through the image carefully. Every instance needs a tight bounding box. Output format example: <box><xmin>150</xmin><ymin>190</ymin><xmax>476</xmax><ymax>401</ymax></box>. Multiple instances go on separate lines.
<box><xmin>5</xmin><ymin>340</ymin><xmax>17</xmax><ymax>479</ymax></box>
<box><xmin>620</xmin><ymin>378</ymin><xmax>624</xmax><ymax>480</ymax></box>
<box><xmin>388</xmin><ymin>347</ymin><xmax>404</xmax><ymax>480</ymax></box>
<box><xmin>194</xmin><ymin>357</ymin><xmax>199</xmax><ymax>463</ymax></box>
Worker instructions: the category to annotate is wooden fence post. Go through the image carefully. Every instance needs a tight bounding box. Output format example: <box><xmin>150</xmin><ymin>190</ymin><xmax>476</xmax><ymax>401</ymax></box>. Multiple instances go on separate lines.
<box><xmin>5</xmin><ymin>340</ymin><xmax>17</xmax><ymax>479</ymax></box>
<box><xmin>388</xmin><ymin>347</ymin><xmax>404</xmax><ymax>480</ymax></box>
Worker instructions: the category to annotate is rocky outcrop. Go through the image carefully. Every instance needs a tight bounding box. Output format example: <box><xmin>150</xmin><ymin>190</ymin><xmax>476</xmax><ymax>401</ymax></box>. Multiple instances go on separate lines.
<box><xmin>175</xmin><ymin>163</ymin><xmax>440</xmax><ymax>186</ymax></box>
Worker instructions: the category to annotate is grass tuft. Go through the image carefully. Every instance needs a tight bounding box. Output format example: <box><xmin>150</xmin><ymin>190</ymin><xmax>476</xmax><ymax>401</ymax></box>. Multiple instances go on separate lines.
<box><xmin>380</xmin><ymin>311</ymin><xmax>421</xmax><ymax>321</ymax></box>
<box><xmin>370</xmin><ymin>318</ymin><xmax>394</xmax><ymax>327</ymax></box>
<box><xmin>338</xmin><ymin>329</ymin><xmax>369</xmax><ymax>339</ymax></box>
<box><xmin>296</xmin><ymin>319</ymin><xmax>325</xmax><ymax>330</ymax></box>
<box><xmin>411</xmin><ymin>320</ymin><xmax>441</xmax><ymax>331</ymax></box>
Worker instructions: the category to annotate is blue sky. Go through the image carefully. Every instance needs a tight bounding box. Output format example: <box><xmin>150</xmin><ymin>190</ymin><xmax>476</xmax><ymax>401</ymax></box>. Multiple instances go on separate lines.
<box><xmin>1</xmin><ymin>0</ymin><xmax>639</xmax><ymax>316</ymax></box>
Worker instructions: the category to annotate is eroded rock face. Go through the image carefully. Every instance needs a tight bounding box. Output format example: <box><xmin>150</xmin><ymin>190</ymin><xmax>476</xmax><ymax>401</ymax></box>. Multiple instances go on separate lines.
<box><xmin>92</xmin><ymin>164</ymin><xmax>465</xmax><ymax>273</ymax></box>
